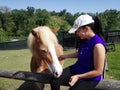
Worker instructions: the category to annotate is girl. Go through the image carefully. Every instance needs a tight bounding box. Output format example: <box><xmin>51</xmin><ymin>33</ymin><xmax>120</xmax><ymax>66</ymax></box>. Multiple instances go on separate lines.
<box><xmin>50</xmin><ymin>14</ymin><xmax>106</xmax><ymax>90</ymax></box>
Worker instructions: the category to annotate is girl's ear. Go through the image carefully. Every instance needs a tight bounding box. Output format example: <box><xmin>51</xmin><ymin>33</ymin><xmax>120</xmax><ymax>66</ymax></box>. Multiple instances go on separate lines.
<box><xmin>85</xmin><ymin>26</ymin><xmax>90</xmax><ymax>31</ymax></box>
<box><xmin>85</xmin><ymin>26</ymin><xmax>88</xmax><ymax>29</ymax></box>
<box><xmin>31</xmin><ymin>30</ymin><xmax>39</xmax><ymax>38</ymax></box>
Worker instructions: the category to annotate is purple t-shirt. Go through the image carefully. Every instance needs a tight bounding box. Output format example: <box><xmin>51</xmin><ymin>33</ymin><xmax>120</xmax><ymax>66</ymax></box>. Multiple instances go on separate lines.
<box><xmin>71</xmin><ymin>34</ymin><xmax>106</xmax><ymax>81</ymax></box>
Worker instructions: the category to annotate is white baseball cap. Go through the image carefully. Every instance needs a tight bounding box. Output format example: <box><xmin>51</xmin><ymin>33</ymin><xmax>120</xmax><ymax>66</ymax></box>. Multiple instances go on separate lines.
<box><xmin>68</xmin><ymin>14</ymin><xmax>94</xmax><ymax>33</ymax></box>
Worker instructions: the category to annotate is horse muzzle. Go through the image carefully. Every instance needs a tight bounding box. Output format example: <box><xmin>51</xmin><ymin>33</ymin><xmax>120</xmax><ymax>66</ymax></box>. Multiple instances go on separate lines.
<box><xmin>46</xmin><ymin>62</ymin><xmax>63</xmax><ymax>78</ymax></box>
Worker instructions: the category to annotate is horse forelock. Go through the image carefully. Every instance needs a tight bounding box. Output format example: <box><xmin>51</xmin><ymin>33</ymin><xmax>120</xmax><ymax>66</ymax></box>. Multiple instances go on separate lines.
<box><xmin>28</xmin><ymin>26</ymin><xmax>58</xmax><ymax>57</ymax></box>
<box><xmin>37</xmin><ymin>26</ymin><xmax>58</xmax><ymax>51</ymax></box>
<box><xmin>28</xmin><ymin>26</ymin><xmax>64</xmax><ymax>77</ymax></box>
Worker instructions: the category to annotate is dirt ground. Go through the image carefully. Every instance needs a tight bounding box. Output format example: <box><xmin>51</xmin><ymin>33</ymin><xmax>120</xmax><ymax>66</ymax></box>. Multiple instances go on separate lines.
<box><xmin>44</xmin><ymin>84</ymin><xmax>69</xmax><ymax>90</ymax></box>
<box><xmin>17</xmin><ymin>81</ymin><xmax>69</xmax><ymax>90</ymax></box>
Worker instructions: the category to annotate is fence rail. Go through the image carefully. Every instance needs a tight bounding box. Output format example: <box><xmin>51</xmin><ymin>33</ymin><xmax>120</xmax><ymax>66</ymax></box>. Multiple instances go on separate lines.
<box><xmin>0</xmin><ymin>31</ymin><xmax>120</xmax><ymax>50</ymax></box>
<box><xmin>0</xmin><ymin>70</ymin><xmax>53</xmax><ymax>83</ymax></box>
<box><xmin>0</xmin><ymin>70</ymin><xmax>120</xmax><ymax>90</ymax></box>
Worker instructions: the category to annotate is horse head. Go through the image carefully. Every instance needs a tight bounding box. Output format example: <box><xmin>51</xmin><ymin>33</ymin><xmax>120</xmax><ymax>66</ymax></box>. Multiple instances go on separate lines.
<box><xmin>28</xmin><ymin>26</ymin><xmax>63</xmax><ymax>77</ymax></box>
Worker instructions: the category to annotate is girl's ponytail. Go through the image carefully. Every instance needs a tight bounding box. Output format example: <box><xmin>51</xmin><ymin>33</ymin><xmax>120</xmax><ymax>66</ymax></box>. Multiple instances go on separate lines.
<box><xmin>92</xmin><ymin>16</ymin><xmax>103</xmax><ymax>38</ymax></box>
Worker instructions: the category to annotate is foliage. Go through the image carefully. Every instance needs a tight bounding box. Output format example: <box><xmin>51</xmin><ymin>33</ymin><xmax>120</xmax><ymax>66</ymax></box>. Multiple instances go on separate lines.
<box><xmin>47</xmin><ymin>16</ymin><xmax>61</xmax><ymax>29</ymax></box>
<box><xmin>0</xmin><ymin>28</ymin><xmax>7</xmax><ymax>41</ymax></box>
<box><xmin>59</xmin><ymin>19</ymin><xmax>71</xmax><ymax>31</ymax></box>
<box><xmin>98</xmin><ymin>9</ymin><xmax>120</xmax><ymax>32</ymax></box>
<box><xmin>0</xmin><ymin>6</ymin><xmax>120</xmax><ymax>41</ymax></box>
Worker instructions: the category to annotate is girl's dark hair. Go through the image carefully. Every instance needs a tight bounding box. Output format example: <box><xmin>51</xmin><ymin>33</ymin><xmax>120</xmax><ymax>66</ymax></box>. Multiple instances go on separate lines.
<box><xmin>92</xmin><ymin>16</ymin><xmax>103</xmax><ymax>37</ymax></box>
<box><xmin>82</xmin><ymin>16</ymin><xmax>104</xmax><ymax>38</ymax></box>
<box><xmin>79</xmin><ymin>15</ymin><xmax>105</xmax><ymax>45</ymax></box>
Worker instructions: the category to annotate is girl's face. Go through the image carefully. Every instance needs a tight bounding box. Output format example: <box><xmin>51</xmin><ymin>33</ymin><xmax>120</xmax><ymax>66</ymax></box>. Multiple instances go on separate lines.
<box><xmin>75</xmin><ymin>27</ymin><xmax>87</xmax><ymax>39</ymax></box>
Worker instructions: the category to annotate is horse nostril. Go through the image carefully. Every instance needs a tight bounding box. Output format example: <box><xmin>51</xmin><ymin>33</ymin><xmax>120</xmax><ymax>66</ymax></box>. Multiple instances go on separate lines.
<box><xmin>55</xmin><ymin>72</ymin><xmax>58</xmax><ymax>76</ymax></box>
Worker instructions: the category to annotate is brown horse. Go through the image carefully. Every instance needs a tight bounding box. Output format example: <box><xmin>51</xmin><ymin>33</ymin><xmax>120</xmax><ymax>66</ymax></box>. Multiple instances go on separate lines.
<box><xmin>27</xmin><ymin>26</ymin><xmax>64</xmax><ymax>77</ymax></box>
<box><xmin>27</xmin><ymin>26</ymin><xmax>64</xmax><ymax>90</ymax></box>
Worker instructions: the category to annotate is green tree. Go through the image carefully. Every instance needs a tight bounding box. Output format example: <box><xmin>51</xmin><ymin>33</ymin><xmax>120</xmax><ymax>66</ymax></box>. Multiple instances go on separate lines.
<box><xmin>58</xmin><ymin>9</ymin><xmax>67</xmax><ymax>19</ymax></box>
<box><xmin>64</xmin><ymin>12</ymin><xmax>74</xmax><ymax>26</ymax></box>
<box><xmin>0</xmin><ymin>7</ymin><xmax>12</xmax><ymax>32</ymax></box>
<box><xmin>0</xmin><ymin>28</ymin><xmax>7</xmax><ymax>41</ymax></box>
<box><xmin>35</xmin><ymin>9</ymin><xmax>50</xmax><ymax>26</ymax></box>
<box><xmin>101</xmin><ymin>9</ymin><xmax>120</xmax><ymax>31</ymax></box>
<box><xmin>11</xmin><ymin>9</ymin><xmax>28</xmax><ymax>35</ymax></box>
<box><xmin>27</xmin><ymin>6</ymin><xmax>35</xmax><ymax>16</ymax></box>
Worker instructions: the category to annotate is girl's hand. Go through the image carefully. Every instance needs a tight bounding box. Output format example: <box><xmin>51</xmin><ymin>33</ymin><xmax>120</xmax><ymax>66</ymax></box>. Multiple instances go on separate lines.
<box><xmin>69</xmin><ymin>75</ymin><xmax>79</xmax><ymax>86</ymax></box>
<box><xmin>58</xmin><ymin>55</ymin><xmax>67</xmax><ymax>60</ymax></box>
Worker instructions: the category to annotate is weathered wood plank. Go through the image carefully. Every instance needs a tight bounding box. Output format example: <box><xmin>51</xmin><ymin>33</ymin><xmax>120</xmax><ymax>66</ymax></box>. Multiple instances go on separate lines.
<box><xmin>94</xmin><ymin>79</ymin><xmax>120</xmax><ymax>90</ymax></box>
<box><xmin>0</xmin><ymin>69</ymin><xmax>53</xmax><ymax>83</ymax></box>
<box><xmin>0</xmin><ymin>70</ymin><xmax>120</xmax><ymax>90</ymax></box>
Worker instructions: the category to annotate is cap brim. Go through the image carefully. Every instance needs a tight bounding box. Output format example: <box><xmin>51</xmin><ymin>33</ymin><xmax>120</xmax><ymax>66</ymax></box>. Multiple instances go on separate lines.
<box><xmin>68</xmin><ymin>28</ymin><xmax>78</xmax><ymax>34</ymax></box>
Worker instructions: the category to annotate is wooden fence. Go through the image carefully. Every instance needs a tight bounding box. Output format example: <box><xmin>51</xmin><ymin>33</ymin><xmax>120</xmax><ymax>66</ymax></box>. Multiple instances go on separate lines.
<box><xmin>0</xmin><ymin>30</ymin><xmax>120</xmax><ymax>50</ymax></box>
<box><xmin>106</xmin><ymin>30</ymin><xmax>120</xmax><ymax>43</ymax></box>
<box><xmin>59</xmin><ymin>30</ymin><xmax>120</xmax><ymax>49</ymax></box>
<box><xmin>0</xmin><ymin>70</ymin><xmax>120</xmax><ymax>90</ymax></box>
<box><xmin>0</xmin><ymin>40</ymin><xmax>27</xmax><ymax>50</ymax></box>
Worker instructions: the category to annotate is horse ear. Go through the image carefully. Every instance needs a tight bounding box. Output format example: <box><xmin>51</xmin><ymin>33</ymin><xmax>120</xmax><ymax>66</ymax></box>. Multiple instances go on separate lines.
<box><xmin>31</xmin><ymin>30</ymin><xmax>39</xmax><ymax>38</ymax></box>
<box><xmin>52</xmin><ymin>29</ymin><xmax>58</xmax><ymax>34</ymax></box>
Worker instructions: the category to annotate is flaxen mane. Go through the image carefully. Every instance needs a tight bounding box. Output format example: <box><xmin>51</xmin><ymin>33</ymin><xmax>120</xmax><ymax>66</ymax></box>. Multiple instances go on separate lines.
<box><xmin>27</xmin><ymin>26</ymin><xmax>64</xmax><ymax>90</ymax></box>
<box><xmin>28</xmin><ymin>25</ymin><xmax>64</xmax><ymax>75</ymax></box>
<box><xmin>28</xmin><ymin>26</ymin><xmax>58</xmax><ymax>54</ymax></box>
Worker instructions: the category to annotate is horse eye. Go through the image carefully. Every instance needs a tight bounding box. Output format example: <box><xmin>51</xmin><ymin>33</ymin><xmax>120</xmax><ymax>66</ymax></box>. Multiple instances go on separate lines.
<box><xmin>41</xmin><ymin>49</ymin><xmax>47</xmax><ymax>54</ymax></box>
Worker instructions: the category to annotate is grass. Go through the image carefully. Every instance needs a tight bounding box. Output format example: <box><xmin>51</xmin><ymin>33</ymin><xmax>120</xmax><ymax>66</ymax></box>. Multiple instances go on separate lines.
<box><xmin>0</xmin><ymin>44</ymin><xmax>120</xmax><ymax>90</ymax></box>
<box><xmin>0</xmin><ymin>49</ymin><xmax>31</xmax><ymax>71</ymax></box>
<box><xmin>106</xmin><ymin>44</ymin><xmax>120</xmax><ymax>80</ymax></box>
<box><xmin>0</xmin><ymin>49</ymin><xmax>31</xmax><ymax>90</ymax></box>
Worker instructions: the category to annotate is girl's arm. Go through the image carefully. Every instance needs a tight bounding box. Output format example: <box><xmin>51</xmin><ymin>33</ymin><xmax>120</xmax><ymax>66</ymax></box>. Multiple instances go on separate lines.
<box><xmin>69</xmin><ymin>44</ymin><xmax>106</xmax><ymax>86</ymax></box>
<box><xmin>59</xmin><ymin>51</ymin><xmax>78</xmax><ymax>60</ymax></box>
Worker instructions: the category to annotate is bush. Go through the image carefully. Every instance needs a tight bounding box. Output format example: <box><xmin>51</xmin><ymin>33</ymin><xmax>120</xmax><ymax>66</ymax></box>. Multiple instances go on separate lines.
<box><xmin>0</xmin><ymin>28</ymin><xmax>7</xmax><ymax>42</ymax></box>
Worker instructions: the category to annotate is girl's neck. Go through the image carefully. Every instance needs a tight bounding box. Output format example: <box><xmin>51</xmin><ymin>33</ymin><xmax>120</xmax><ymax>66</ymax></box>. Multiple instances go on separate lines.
<box><xmin>87</xmin><ymin>32</ymin><xmax>95</xmax><ymax>40</ymax></box>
